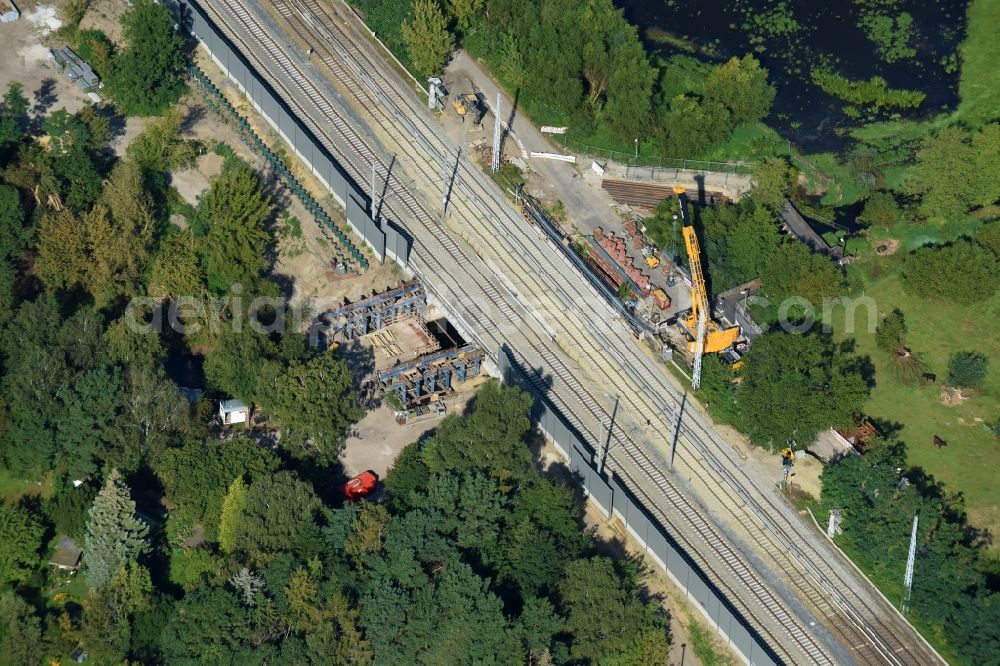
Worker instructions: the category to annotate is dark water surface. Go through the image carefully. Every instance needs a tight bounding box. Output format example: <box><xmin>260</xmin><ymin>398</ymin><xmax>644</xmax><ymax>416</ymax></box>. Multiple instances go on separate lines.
<box><xmin>617</xmin><ymin>0</ymin><xmax>968</xmax><ymax>150</ymax></box>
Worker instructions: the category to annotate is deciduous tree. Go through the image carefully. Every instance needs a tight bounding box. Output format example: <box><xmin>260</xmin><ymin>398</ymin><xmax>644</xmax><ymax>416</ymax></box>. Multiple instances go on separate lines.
<box><xmin>402</xmin><ymin>0</ymin><xmax>454</xmax><ymax>78</ymax></box>
<box><xmin>560</xmin><ymin>557</ymin><xmax>669</xmax><ymax>663</ymax></box>
<box><xmin>704</xmin><ymin>55</ymin><xmax>776</xmax><ymax>124</ymax></box>
<box><xmin>861</xmin><ymin>190</ymin><xmax>901</xmax><ymax>229</ymax></box>
<box><xmin>199</xmin><ymin>159</ymin><xmax>272</xmax><ymax>290</ymax></box>
<box><xmin>900</xmin><ymin>239</ymin><xmax>1000</xmax><ymax>304</ymax></box>
<box><xmin>256</xmin><ymin>352</ymin><xmax>363</xmax><ymax>459</ymax></box>
<box><xmin>907</xmin><ymin>124</ymin><xmax>1000</xmax><ymax>221</ymax></box>
<box><xmin>733</xmin><ymin>332</ymin><xmax>869</xmax><ymax>449</ymax></box>
<box><xmin>761</xmin><ymin>242</ymin><xmax>844</xmax><ymax>310</ymax></box>
<box><xmin>875</xmin><ymin>308</ymin><xmax>906</xmax><ymax>352</ymax></box>
<box><xmin>108</xmin><ymin>0</ymin><xmax>187</xmax><ymax>116</ymax></box>
<box><xmin>0</xmin><ymin>591</ymin><xmax>46</xmax><ymax>665</ymax></box>
<box><xmin>217</xmin><ymin>476</ymin><xmax>248</xmax><ymax>555</ymax></box>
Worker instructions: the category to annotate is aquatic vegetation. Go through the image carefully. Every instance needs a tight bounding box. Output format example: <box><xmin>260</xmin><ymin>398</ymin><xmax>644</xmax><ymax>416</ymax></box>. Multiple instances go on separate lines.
<box><xmin>811</xmin><ymin>68</ymin><xmax>925</xmax><ymax>110</ymax></box>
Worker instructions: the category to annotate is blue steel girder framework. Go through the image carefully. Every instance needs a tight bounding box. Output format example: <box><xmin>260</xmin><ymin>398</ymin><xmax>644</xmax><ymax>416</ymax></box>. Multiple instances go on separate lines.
<box><xmin>324</xmin><ymin>280</ymin><xmax>425</xmax><ymax>340</ymax></box>
<box><xmin>379</xmin><ymin>346</ymin><xmax>483</xmax><ymax>407</ymax></box>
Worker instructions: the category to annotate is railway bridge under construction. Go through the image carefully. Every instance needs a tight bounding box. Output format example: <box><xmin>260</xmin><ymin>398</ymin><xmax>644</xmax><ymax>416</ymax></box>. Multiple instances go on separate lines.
<box><xmin>169</xmin><ymin>0</ymin><xmax>947</xmax><ymax>663</ymax></box>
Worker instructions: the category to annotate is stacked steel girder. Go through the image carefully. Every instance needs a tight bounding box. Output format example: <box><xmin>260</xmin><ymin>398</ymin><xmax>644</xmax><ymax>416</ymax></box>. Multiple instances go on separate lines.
<box><xmin>324</xmin><ymin>280</ymin><xmax>425</xmax><ymax>340</ymax></box>
<box><xmin>378</xmin><ymin>346</ymin><xmax>483</xmax><ymax>406</ymax></box>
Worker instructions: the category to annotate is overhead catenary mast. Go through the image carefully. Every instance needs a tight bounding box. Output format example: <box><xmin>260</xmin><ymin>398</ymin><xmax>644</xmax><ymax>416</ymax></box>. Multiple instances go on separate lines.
<box><xmin>491</xmin><ymin>92</ymin><xmax>502</xmax><ymax>173</ymax></box>
<box><xmin>902</xmin><ymin>513</ymin><xmax>919</xmax><ymax>612</ymax></box>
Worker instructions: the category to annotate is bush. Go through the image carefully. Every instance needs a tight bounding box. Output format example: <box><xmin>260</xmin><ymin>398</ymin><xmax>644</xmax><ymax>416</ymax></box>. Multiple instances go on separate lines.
<box><xmin>948</xmin><ymin>351</ymin><xmax>988</xmax><ymax>388</ymax></box>
<box><xmin>900</xmin><ymin>240</ymin><xmax>1000</xmax><ymax>304</ymax></box>
<box><xmin>861</xmin><ymin>191</ymin><xmax>901</xmax><ymax>229</ymax></box>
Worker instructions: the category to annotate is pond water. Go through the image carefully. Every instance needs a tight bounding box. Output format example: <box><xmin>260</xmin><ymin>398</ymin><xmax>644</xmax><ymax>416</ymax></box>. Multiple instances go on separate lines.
<box><xmin>617</xmin><ymin>0</ymin><xmax>968</xmax><ymax>151</ymax></box>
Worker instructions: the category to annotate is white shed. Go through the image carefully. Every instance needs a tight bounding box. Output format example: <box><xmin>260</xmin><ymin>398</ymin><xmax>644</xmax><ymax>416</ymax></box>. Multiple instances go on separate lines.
<box><xmin>0</xmin><ymin>0</ymin><xmax>19</xmax><ymax>23</ymax></box>
<box><xmin>219</xmin><ymin>399</ymin><xmax>249</xmax><ymax>425</ymax></box>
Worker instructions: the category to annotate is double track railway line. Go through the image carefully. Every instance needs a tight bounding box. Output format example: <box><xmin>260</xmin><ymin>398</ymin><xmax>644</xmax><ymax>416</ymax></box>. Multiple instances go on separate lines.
<box><xmin>194</xmin><ymin>1</ymin><xmax>944</xmax><ymax>663</ymax></box>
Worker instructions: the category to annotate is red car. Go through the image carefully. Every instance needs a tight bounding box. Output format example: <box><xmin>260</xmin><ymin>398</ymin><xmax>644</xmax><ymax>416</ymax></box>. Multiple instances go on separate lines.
<box><xmin>343</xmin><ymin>470</ymin><xmax>379</xmax><ymax>501</ymax></box>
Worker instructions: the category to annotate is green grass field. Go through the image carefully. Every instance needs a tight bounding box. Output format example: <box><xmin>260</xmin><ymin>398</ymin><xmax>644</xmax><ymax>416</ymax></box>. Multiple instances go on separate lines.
<box><xmin>0</xmin><ymin>467</ymin><xmax>52</xmax><ymax>502</ymax></box>
<box><xmin>829</xmin><ymin>258</ymin><xmax>1000</xmax><ymax>545</ymax></box>
<box><xmin>954</xmin><ymin>0</ymin><xmax>1000</xmax><ymax>126</ymax></box>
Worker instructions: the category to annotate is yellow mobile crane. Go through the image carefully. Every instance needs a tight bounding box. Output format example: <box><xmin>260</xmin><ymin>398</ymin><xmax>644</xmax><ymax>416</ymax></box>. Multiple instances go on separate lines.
<box><xmin>676</xmin><ymin>186</ymin><xmax>740</xmax><ymax>389</ymax></box>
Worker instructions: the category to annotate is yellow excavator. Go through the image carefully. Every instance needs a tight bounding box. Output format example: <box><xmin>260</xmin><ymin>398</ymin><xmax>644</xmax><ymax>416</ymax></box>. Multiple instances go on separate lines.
<box><xmin>677</xmin><ymin>186</ymin><xmax>740</xmax><ymax>354</ymax></box>
<box><xmin>452</xmin><ymin>92</ymin><xmax>485</xmax><ymax>125</ymax></box>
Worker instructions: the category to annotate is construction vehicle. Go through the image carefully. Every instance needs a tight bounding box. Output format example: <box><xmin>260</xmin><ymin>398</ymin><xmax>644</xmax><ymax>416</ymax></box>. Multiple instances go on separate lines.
<box><xmin>343</xmin><ymin>470</ymin><xmax>379</xmax><ymax>502</ymax></box>
<box><xmin>780</xmin><ymin>448</ymin><xmax>795</xmax><ymax>467</ymax></box>
<box><xmin>641</xmin><ymin>246</ymin><xmax>661</xmax><ymax>268</ymax></box>
<box><xmin>652</xmin><ymin>288</ymin><xmax>670</xmax><ymax>310</ymax></box>
<box><xmin>677</xmin><ymin>186</ymin><xmax>740</xmax><ymax>355</ymax></box>
<box><xmin>452</xmin><ymin>92</ymin><xmax>485</xmax><ymax>125</ymax></box>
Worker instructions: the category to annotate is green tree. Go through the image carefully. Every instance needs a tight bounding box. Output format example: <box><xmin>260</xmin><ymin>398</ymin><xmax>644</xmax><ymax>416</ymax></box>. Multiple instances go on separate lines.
<box><xmin>973</xmin><ymin>221</ymin><xmax>1000</xmax><ymax>257</ymax></box>
<box><xmin>105</xmin><ymin>562</ymin><xmax>153</xmax><ymax>626</ymax></box>
<box><xmin>256</xmin><ymin>352</ymin><xmax>363</xmax><ymax>459</ymax></box>
<box><xmin>126</xmin><ymin>107</ymin><xmax>198</xmax><ymax>172</ymax></box>
<box><xmin>157</xmin><ymin>437</ymin><xmax>278</xmax><ymax>537</ymax></box>
<box><xmin>875</xmin><ymin>308</ymin><xmax>907</xmax><ymax>352</ymax></box>
<box><xmin>160</xmin><ymin>587</ymin><xmax>253</xmax><ymax>664</ymax></box>
<box><xmin>84</xmin><ymin>469</ymin><xmax>149</xmax><ymax>589</ymax></box>
<box><xmin>149</xmin><ymin>229</ymin><xmax>205</xmax><ymax>300</ymax></box>
<box><xmin>761</xmin><ymin>243</ymin><xmax>844</xmax><ymax>310</ymax></box>
<box><xmin>445</xmin><ymin>0</ymin><xmax>483</xmax><ymax>32</ymax></box>
<box><xmin>0</xmin><ymin>503</ymin><xmax>45</xmax><ymax>586</ymax></box>
<box><xmin>604</xmin><ymin>37</ymin><xmax>656</xmax><ymax>139</ymax></box>
<box><xmin>58</xmin><ymin>367</ymin><xmax>125</xmax><ymax>480</ymax></box>
<box><xmin>204</xmin><ymin>322</ymin><xmax>279</xmax><ymax>403</ymax></box>
<box><xmin>560</xmin><ymin>557</ymin><xmax>669</xmax><ymax>663</ymax></box>
<box><xmin>34</xmin><ymin>208</ymin><xmax>90</xmax><ymax>291</ymax></box>
<box><xmin>907</xmin><ymin>124</ymin><xmax>1000</xmax><ymax>221</ymax></box>
<box><xmin>0</xmin><ymin>185</ymin><xmax>27</xmax><ymax>260</ymax></box>
<box><xmin>421</xmin><ymin>380</ymin><xmax>534</xmax><ymax>481</ymax></box>
<box><xmin>199</xmin><ymin>159</ymin><xmax>273</xmax><ymax>289</ymax></box>
<box><xmin>0</xmin><ymin>83</ymin><xmax>29</xmax><ymax>157</ymax></box>
<box><xmin>947</xmin><ymin>351</ymin><xmax>988</xmax><ymax>388</ymax></box>
<box><xmin>217</xmin><ymin>476</ymin><xmax>248</xmax><ymax>555</ymax></box>
<box><xmin>861</xmin><ymin>191</ymin><xmax>902</xmax><ymax>229</ymax></box>
<box><xmin>749</xmin><ymin>157</ymin><xmax>792</xmax><ymax>210</ymax></box>
<box><xmin>658</xmin><ymin>94</ymin><xmax>731</xmax><ymax>157</ymax></box>
<box><xmin>704</xmin><ymin>55</ymin><xmax>776</xmax><ymax>124</ymax></box>
<box><xmin>233</xmin><ymin>472</ymin><xmax>321</xmax><ymax>556</ymax></box>
<box><xmin>402</xmin><ymin>0</ymin><xmax>454</xmax><ymax>78</ymax></box>
<box><xmin>108</xmin><ymin>0</ymin><xmax>187</xmax><ymax>115</ymax></box>
<box><xmin>700</xmin><ymin>199</ymin><xmax>783</xmax><ymax>290</ymax></box>
<box><xmin>900</xmin><ymin>239</ymin><xmax>1000</xmax><ymax>304</ymax></box>
<box><xmin>86</xmin><ymin>160</ymin><xmax>156</xmax><ymax>300</ymax></box>
<box><xmin>0</xmin><ymin>591</ymin><xmax>46</xmax><ymax>665</ymax></box>
<box><xmin>734</xmin><ymin>332</ymin><xmax>869</xmax><ymax>449</ymax></box>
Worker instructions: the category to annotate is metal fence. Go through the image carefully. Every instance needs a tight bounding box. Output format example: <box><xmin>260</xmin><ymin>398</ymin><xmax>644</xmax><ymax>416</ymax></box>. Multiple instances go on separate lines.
<box><xmin>498</xmin><ymin>345</ymin><xmax>781</xmax><ymax>666</ymax></box>
<box><xmin>559</xmin><ymin>135</ymin><xmax>752</xmax><ymax>174</ymax></box>
<box><xmin>168</xmin><ymin>0</ymin><xmax>410</xmax><ymax>267</ymax></box>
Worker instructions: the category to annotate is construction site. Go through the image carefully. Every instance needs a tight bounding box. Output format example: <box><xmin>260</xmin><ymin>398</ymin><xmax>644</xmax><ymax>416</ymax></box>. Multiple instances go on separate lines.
<box><xmin>320</xmin><ymin>280</ymin><xmax>486</xmax><ymax>424</ymax></box>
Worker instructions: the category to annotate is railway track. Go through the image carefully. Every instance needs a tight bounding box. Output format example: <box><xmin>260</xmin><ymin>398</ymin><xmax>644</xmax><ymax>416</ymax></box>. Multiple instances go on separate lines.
<box><xmin>262</xmin><ymin>7</ymin><xmax>944</xmax><ymax>665</ymax></box>
<box><xmin>193</xmin><ymin>1</ymin><xmax>944</xmax><ymax>664</ymax></box>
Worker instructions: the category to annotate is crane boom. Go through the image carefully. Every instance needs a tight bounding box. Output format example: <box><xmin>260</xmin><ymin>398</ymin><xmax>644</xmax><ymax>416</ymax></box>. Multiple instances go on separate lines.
<box><xmin>682</xmin><ymin>224</ymin><xmax>710</xmax><ymax>333</ymax></box>
<box><xmin>674</xmin><ymin>187</ymin><xmax>740</xmax><ymax>355</ymax></box>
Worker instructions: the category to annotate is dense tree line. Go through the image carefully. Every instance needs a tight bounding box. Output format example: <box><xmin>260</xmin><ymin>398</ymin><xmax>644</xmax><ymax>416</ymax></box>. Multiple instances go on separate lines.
<box><xmin>820</xmin><ymin>441</ymin><xmax>1000</xmax><ymax>665</ymax></box>
<box><xmin>355</xmin><ymin>0</ymin><xmax>776</xmax><ymax>157</ymax></box>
